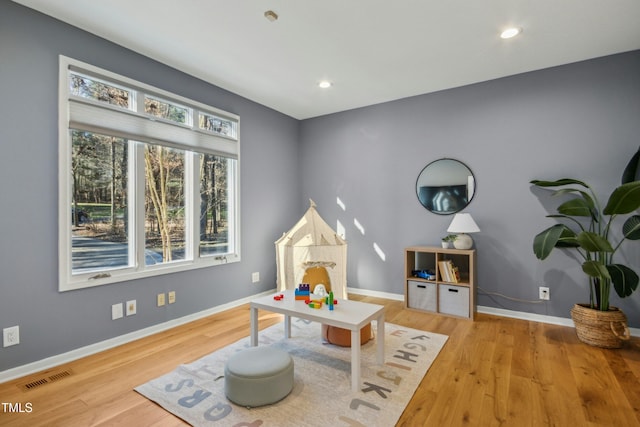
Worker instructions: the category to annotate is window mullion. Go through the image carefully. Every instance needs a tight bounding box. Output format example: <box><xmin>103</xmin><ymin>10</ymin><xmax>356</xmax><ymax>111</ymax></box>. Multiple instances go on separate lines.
<box><xmin>134</xmin><ymin>142</ymin><xmax>147</xmax><ymax>270</ymax></box>
<box><xmin>135</xmin><ymin>88</ymin><xmax>144</xmax><ymax>114</ymax></box>
<box><xmin>228</xmin><ymin>159</ymin><xmax>239</xmax><ymax>257</ymax></box>
<box><xmin>185</xmin><ymin>152</ymin><xmax>197</xmax><ymax>262</ymax></box>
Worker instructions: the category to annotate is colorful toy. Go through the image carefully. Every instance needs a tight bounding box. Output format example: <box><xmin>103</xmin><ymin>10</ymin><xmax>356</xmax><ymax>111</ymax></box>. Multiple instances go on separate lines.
<box><xmin>324</xmin><ymin>295</ymin><xmax>338</xmax><ymax>305</ymax></box>
<box><xmin>295</xmin><ymin>283</ymin><xmax>311</xmax><ymax>300</ymax></box>
<box><xmin>301</xmin><ymin>291</ymin><xmax>337</xmax><ymax>310</ymax></box>
<box><xmin>308</xmin><ymin>301</ymin><xmax>323</xmax><ymax>309</ymax></box>
<box><xmin>273</xmin><ymin>294</ymin><xmax>284</xmax><ymax>301</ymax></box>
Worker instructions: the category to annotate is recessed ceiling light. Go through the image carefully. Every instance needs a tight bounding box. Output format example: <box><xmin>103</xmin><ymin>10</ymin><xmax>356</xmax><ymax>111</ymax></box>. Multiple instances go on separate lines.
<box><xmin>318</xmin><ymin>81</ymin><xmax>332</xmax><ymax>89</ymax></box>
<box><xmin>500</xmin><ymin>27</ymin><xmax>522</xmax><ymax>39</ymax></box>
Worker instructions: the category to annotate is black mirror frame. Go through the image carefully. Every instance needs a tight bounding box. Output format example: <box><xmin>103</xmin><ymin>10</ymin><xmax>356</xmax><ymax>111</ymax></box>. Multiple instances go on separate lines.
<box><xmin>415</xmin><ymin>158</ymin><xmax>476</xmax><ymax>215</ymax></box>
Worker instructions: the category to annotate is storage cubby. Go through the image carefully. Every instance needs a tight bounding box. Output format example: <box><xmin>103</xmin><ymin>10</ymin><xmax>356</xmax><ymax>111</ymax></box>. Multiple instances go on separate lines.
<box><xmin>404</xmin><ymin>246</ymin><xmax>476</xmax><ymax>320</ymax></box>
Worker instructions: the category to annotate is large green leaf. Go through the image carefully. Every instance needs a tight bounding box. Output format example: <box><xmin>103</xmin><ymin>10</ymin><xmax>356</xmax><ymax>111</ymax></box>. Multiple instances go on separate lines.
<box><xmin>608</xmin><ymin>264</ymin><xmax>639</xmax><ymax>297</ymax></box>
<box><xmin>555</xmin><ymin>226</ymin><xmax>580</xmax><ymax>247</ymax></box>
<box><xmin>582</xmin><ymin>260</ymin><xmax>611</xmax><ymax>280</ymax></box>
<box><xmin>552</xmin><ymin>188</ymin><xmax>596</xmax><ymax>210</ymax></box>
<box><xmin>623</xmin><ymin>215</ymin><xmax>640</xmax><ymax>240</ymax></box>
<box><xmin>622</xmin><ymin>148</ymin><xmax>640</xmax><ymax>184</ymax></box>
<box><xmin>530</xmin><ymin>179</ymin><xmax>589</xmax><ymax>188</ymax></box>
<box><xmin>533</xmin><ymin>224</ymin><xmax>565</xmax><ymax>260</ymax></box>
<box><xmin>576</xmin><ymin>231</ymin><xmax>614</xmax><ymax>252</ymax></box>
<box><xmin>603</xmin><ymin>181</ymin><xmax>640</xmax><ymax>215</ymax></box>
<box><xmin>557</xmin><ymin>198</ymin><xmax>595</xmax><ymax>218</ymax></box>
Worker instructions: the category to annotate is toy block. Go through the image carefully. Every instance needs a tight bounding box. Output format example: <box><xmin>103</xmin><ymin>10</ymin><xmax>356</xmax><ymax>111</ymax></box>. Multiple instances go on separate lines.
<box><xmin>295</xmin><ymin>284</ymin><xmax>311</xmax><ymax>300</ymax></box>
<box><xmin>295</xmin><ymin>291</ymin><xmax>310</xmax><ymax>300</ymax></box>
<box><xmin>298</xmin><ymin>283</ymin><xmax>310</xmax><ymax>293</ymax></box>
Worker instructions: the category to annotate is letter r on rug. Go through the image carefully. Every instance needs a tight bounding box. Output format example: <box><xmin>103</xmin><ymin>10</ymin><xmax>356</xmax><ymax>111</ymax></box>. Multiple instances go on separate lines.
<box><xmin>178</xmin><ymin>390</ymin><xmax>211</xmax><ymax>408</ymax></box>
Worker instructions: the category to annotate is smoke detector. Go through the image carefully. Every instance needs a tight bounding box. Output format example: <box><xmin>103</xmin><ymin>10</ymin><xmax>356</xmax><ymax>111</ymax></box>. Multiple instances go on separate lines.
<box><xmin>264</xmin><ymin>10</ymin><xmax>278</xmax><ymax>22</ymax></box>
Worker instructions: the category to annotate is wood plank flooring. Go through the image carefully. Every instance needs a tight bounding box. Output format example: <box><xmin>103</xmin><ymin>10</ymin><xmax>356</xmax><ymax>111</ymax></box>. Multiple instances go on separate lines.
<box><xmin>0</xmin><ymin>295</ymin><xmax>638</xmax><ymax>426</ymax></box>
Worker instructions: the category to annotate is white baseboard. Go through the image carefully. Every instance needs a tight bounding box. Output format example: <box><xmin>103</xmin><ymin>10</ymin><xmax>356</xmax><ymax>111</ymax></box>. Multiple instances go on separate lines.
<box><xmin>0</xmin><ymin>289</ymin><xmax>275</xmax><ymax>384</ymax></box>
<box><xmin>477</xmin><ymin>305</ymin><xmax>574</xmax><ymax>326</ymax></box>
<box><xmin>478</xmin><ymin>305</ymin><xmax>640</xmax><ymax>337</ymax></box>
<box><xmin>348</xmin><ymin>288</ymin><xmax>640</xmax><ymax>337</ymax></box>
<box><xmin>347</xmin><ymin>287</ymin><xmax>405</xmax><ymax>301</ymax></box>
<box><xmin>2</xmin><ymin>287</ymin><xmax>637</xmax><ymax>383</ymax></box>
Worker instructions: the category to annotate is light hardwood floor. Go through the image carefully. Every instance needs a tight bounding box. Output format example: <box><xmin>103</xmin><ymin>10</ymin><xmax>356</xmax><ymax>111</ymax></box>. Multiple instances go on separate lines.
<box><xmin>1</xmin><ymin>295</ymin><xmax>639</xmax><ymax>426</ymax></box>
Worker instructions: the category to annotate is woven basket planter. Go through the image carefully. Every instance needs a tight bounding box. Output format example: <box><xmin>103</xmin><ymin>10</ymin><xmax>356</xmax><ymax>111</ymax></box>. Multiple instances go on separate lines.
<box><xmin>570</xmin><ymin>303</ymin><xmax>630</xmax><ymax>349</ymax></box>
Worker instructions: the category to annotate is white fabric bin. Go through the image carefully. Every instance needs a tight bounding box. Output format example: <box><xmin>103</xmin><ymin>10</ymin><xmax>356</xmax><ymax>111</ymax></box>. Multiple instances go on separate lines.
<box><xmin>408</xmin><ymin>280</ymin><xmax>437</xmax><ymax>312</ymax></box>
<box><xmin>438</xmin><ymin>284</ymin><xmax>469</xmax><ymax>318</ymax></box>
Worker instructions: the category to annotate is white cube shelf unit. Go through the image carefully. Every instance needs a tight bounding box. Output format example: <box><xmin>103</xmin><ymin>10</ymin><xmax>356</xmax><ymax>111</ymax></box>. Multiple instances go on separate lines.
<box><xmin>404</xmin><ymin>246</ymin><xmax>476</xmax><ymax>320</ymax></box>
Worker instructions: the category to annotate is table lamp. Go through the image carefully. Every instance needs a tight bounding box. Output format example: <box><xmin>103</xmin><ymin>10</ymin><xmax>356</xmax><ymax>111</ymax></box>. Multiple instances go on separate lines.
<box><xmin>447</xmin><ymin>213</ymin><xmax>480</xmax><ymax>249</ymax></box>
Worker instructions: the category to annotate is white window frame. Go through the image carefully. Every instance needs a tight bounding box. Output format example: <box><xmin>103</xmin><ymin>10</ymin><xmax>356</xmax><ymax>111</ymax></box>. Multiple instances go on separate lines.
<box><xmin>58</xmin><ymin>56</ymin><xmax>240</xmax><ymax>291</ymax></box>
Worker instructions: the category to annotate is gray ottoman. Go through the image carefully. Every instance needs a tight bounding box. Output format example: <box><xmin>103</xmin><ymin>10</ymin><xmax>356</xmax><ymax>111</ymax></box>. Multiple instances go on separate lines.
<box><xmin>224</xmin><ymin>346</ymin><xmax>294</xmax><ymax>407</ymax></box>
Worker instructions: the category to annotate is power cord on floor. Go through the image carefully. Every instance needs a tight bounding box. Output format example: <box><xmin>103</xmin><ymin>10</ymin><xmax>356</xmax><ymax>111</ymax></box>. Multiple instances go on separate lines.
<box><xmin>477</xmin><ymin>286</ymin><xmax>546</xmax><ymax>304</ymax></box>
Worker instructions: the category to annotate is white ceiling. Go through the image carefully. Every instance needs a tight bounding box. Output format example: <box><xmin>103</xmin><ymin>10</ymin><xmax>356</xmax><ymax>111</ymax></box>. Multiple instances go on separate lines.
<box><xmin>12</xmin><ymin>0</ymin><xmax>640</xmax><ymax>120</ymax></box>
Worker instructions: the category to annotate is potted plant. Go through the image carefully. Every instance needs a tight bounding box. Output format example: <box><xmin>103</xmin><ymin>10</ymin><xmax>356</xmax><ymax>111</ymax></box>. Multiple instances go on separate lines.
<box><xmin>441</xmin><ymin>234</ymin><xmax>457</xmax><ymax>248</ymax></box>
<box><xmin>530</xmin><ymin>149</ymin><xmax>640</xmax><ymax>348</ymax></box>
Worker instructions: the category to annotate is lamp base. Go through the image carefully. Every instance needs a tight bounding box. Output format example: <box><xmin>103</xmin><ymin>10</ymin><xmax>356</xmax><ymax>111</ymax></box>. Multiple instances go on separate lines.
<box><xmin>453</xmin><ymin>233</ymin><xmax>473</xmax><ymax>250</ymax></box>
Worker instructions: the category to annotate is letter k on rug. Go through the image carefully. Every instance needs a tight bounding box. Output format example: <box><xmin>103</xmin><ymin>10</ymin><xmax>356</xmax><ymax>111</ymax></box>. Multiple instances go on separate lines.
<box><xmin>136</xmin><ymin>320</ymin><xmax>448</xmax><ymax>426</ymax></box>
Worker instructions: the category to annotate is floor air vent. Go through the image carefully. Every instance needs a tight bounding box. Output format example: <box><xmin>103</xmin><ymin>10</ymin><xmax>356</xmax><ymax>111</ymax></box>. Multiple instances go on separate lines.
<box><xmin>18</xmin><ymin>369</ymin><xmax>73</xmax><ymax>391</ymax></box>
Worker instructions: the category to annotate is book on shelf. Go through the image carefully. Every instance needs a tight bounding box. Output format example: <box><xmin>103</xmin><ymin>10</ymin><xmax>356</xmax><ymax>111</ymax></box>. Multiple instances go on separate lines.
<box><xmin>438</xmin><ymin>260</ymin><xmax>459</xmax><ymax>283</ymax></box>
<box><xmin>438</xmin><ymin>260</ymin><xmax>451</xmax><ymax>282</ymax></box>
<box><xmin>437</xmin><ymin>261</ymin><xmax>446</xmax><ymax>281</ymax></box>
<box><xmin>449</xmin><ymin>263</ymin><xmax>460</xmax><ymax>283</ymax></box>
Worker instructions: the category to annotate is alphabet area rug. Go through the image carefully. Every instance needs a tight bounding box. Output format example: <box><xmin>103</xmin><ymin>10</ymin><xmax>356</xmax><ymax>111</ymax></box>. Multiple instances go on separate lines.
<box><xmin>135</xmin><ymin>319</ymin><xmax>448</xmax><ymax>426</ymax></box>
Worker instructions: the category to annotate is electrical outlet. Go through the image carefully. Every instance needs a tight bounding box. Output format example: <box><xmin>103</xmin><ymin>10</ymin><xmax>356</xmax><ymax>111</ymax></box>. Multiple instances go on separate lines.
<box><xmin>126</xmin><ymin>300</ymin><xmax>137</xmax><ymax>316</ymax></box>
<box><xmin>157</xmin><ymin>293</ymin><xmax>166</xmax><ymax>306</ymax></box>
<box><xmin>252</xmin><ymin>272</ymin><xmax>260</xmax><ymax>283</ymax></box>
<box><xmin>539</xmin><ymin>286</ymin><xmax>550</xmax><ymax>300</ymax></box>
<box><xmin>3</xmin><ymin>326</ymin><xmax>20</xmax><ymax>347</ymax></box>
<box><xmin>112</xmin><ymin>303</ymin><xmax>123</xmax><ymax>320</ymax></box>
<box><xmin>168</xmin><ymin>291</ymin><xmax>176</xmax><ymax>304</ymax></box>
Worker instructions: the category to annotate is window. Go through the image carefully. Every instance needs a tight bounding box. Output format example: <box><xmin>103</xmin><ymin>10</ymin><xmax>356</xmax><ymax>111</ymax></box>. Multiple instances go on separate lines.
<box><xmin>59</xmin><ymin>56</ymin><xmax>240</xmax><ymax>291</ymax></box>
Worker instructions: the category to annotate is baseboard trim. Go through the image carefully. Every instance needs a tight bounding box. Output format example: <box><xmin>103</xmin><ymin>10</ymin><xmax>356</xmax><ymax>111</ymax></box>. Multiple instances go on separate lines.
<box><xmin>0</xmin><ymin>289</ymin><xmax>275</xmax><ymax>384</ymax></box>
<box><xmin>477</xmin><ymin>305</ymin><xmax>640</xmax><ymax>337</ymax></box>
<box><xmin>477</xmin><ymin>305</ymin><xmax>575</xmax><ymax>327</ymax></box>
<box><xmin>348</xmin><ymin>288</ymin><xmax>640</xmax><ymax>337</ymax></box>
<box><xmin>2</xmin><ymin>288</ymin><xmax>637</xmax><ymax>383</ymax></box>
<box><xmin>347</xmin><ymin>287</ymin><xmax>405</xmax><ymax>301</ymax></box>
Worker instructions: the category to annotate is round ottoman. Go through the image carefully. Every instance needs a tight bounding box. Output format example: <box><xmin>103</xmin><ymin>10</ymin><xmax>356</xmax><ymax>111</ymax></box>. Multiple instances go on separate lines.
<box><xmin>322</xmin><ymin>323</ymin><xmax>373</xmax><ymax>347</ymax></box>
<box><xmin>224</xmin><ymin>346</ymin><xmax>294</xmax><ymax>407</ymax></box>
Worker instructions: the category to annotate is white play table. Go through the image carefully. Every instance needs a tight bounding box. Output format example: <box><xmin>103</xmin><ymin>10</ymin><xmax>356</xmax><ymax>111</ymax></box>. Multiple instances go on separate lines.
<box><xmin>250</xmin><ymin>290</ymin><xmax>385</xmax><ymax>392</ymax></box>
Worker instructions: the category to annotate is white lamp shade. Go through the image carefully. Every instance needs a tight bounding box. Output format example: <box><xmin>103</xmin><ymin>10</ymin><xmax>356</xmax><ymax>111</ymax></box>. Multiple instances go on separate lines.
<box><xmin>447</xmin><ymin>213</ymin><xmax>480</xmax><ymax>234</ymax></box>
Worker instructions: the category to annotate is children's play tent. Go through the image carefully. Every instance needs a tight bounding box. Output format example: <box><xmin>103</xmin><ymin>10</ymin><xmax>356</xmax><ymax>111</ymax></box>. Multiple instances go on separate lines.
<box><xmin>275</xmin><ymin>200</ymin><xmax>347</xmax><ymax>299</ymax></box>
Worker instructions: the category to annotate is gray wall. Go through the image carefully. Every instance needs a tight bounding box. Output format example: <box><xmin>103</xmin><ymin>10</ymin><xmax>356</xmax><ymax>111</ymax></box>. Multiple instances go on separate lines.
<box><xmin>300</xmin><ymin>51</ymin><xmax>640</xmax><ymax>326</ymax></box>
<box><xmin>1</xmin><ymin>2</ymin><xmax>639</xmax><ymax>374</ymax></box>
<box><xmin>0</xmin><ymin>2</ymin><xmax>301</xmax><ymax>371</ymax></box>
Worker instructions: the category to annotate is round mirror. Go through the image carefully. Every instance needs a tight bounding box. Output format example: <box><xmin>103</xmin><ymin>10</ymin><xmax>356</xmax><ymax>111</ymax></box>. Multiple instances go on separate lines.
<box><xmin>416</xmin><ymin>158</ymin><xmax>476</xmax><ymax>215</ymax></box>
